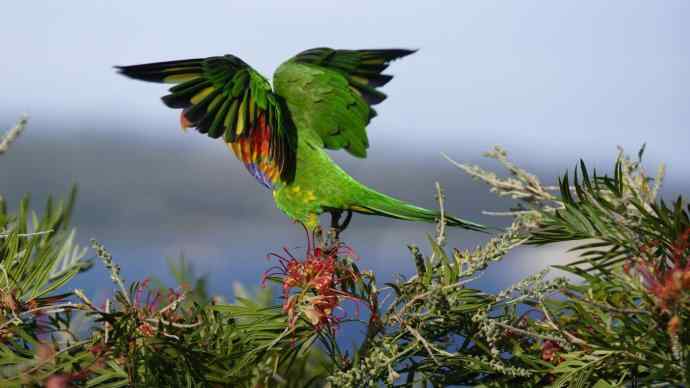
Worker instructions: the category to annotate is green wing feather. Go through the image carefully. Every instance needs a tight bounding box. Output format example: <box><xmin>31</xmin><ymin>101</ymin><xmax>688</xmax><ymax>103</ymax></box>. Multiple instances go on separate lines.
<box><xmin>273</xmin><ymin>48</ymin><xmax>415</xmax><ymax>158</ymax></box>
<box><xmin>116</xmin><ymin>56</ymin><xmax>297</xmax><ymax>183</ymax></box>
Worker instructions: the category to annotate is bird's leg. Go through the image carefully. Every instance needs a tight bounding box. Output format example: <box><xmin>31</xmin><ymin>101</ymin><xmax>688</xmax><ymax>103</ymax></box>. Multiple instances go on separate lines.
<box><xmin>339</xmin><ymin>210</ymin><xmax>353</xmax><ymax>231</ymax></box>
<box><xmin>327</xmin><ymin>209</ymin><xmax>353</xmax><ymax>245</ymax></box>
<box><xmin>329</xmin><ymin>209</ymin><xmax>343</xmax><ymax>230</ymax></box>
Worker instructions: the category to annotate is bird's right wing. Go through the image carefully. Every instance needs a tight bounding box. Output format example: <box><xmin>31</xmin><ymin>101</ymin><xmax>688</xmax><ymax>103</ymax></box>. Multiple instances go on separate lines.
<box><xmin>117</xmin><ymin>55</ymin><xmax>297</xmax><ymax>185</ymax></box>
<box><xmin>273</xmin><ymin>48</ymin><xmax>415</xmax><ymax>158</ymax></box>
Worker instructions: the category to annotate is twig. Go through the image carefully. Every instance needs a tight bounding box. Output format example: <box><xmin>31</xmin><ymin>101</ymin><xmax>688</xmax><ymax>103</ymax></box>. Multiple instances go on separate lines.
<box><xmin>145</xmin><ymin>317</ymin><xmax>202</xmax><ymax>329</ymax></box>
<box><xmin>406</xmin><ymin>326</ymin><xmax>440</xmax><ymax>365</ymax></box>
<box><xmin>492</xmin><ymin>321</ymin><xmax>567</xmax><ymax>345</ymax></box>
<box><xmin>161</xmin><ymin>332</ymin><xmax>180</xmax><ymax>340</ymax></box>
<box><xmin>0</xmin><ymin>303</ymin><xmax>85</xmax><ymax>331</ymax></box>
<box><xmin>434</xmin><ymin>182</ymin><xmax>447</xmax><ymax>248</ymax></box>
<box><xmin>408</xmin><ymin>245</ymin><xmax>425</xmax><ymax>276</ymax></box>
<box><xmin>104</xmin><ymin>298</ymin><xmax>110</xmax><ymax>343</ymax></box>
<box><xmin>395</xmin><ymin>280</ymin><xmax>477</xmax><ymax>322</ymax></box>
<box><xmin>0</xmin><ymin>229</ymin><xmax>54</xmax><ymax>239</ymax></box>
<box><xmin>442</xmin><ymin>147</ymin><xmax>559</xmax><ymax>206</ymax></box>
<box><xmin>481</xmin><ymin>210</ymin><xmax>537</xmax><ymax>217</ymax></box>
<box><xmin>0</xmin><ymin>264</ymin><xmax>11</xmax><ymax>288</ymax></box>
<box><xmin>0</xmin><ymin>115</ymin><xmax>28</xmax><ymax>155</ymax></box>
<box><xmin>74</xmin><ymin>288</ymin><xmax>102</xmax><ymax>313</ymax></box>
<box><xmin>539</xmin><ymin>300</ymin><xmax>589</xmax><ymax>347</ymax></box>
<box><xmin>158</xmin><ymin>291</ymin><xmax>186</xmax><ymax>315</ymax></box>
<box><xmin>90</xmin><ymin>239</ymin><xmax>130</xmax><ymax>304</ymax></box>
<box><xmin>650</xmin><ymin>164</ymin><xmax>666</xmax><ymax>201</ymax></box>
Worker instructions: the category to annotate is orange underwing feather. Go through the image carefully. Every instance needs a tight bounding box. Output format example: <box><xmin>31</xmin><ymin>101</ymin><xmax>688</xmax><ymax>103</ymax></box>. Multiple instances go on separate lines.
<box><xmin>223</xmin><ymin>113</ymin><xmax>285</xmax><ymax>188</ymax></box>
<box><xmin>180</xmin><ymin>113</ymin><xmax>192</xmax><ymax>129</ymax></box>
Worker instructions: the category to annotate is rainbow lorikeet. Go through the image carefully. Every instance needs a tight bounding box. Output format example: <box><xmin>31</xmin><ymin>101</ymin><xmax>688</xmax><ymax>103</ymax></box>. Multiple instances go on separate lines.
<box><xmin>117</xmin><ymin>48</ymin><xmax>483</xmax><ymax>233</ymax></box>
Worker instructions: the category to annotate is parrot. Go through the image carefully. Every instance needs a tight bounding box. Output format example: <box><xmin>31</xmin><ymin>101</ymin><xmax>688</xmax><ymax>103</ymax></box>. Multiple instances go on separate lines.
<box><xmin>116</xmin><ymin>47</ymin><xmax>484</xmax><ymax>234</ymax></box>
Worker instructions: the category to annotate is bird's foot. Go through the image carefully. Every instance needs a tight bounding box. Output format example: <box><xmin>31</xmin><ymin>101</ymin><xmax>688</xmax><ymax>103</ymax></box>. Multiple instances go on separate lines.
<box><xmin>329</xmin><ymin>209</ymin><xmax>352</xmax><ymax>240</ymax></box>
<box><xmin>317</xmin><ymin>209</ymin><xmax>352</xmax><ymax>252</ymax></box>
<box><xmin>311</xmin><ymin>226</ymin><xmax>338</xmax><ymax>256</ymax></box>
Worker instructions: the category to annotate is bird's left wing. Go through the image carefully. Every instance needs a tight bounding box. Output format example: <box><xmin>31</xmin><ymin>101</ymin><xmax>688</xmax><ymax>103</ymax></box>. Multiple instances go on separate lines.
<box><xmin>273</xmin><ymin>48</ymin><xmax>415</xmax><ymax>158</ymax></box>
<box><xmin>117</xmin><ymin>55</ymin><xmax>297</xmax><ymax>184</ymax></box>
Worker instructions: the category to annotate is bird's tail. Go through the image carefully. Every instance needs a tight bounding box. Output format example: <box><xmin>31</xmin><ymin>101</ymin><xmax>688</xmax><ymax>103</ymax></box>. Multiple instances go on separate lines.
<box><xmin>350</xmin><ymin>188</ymin><xmax>485</xmax><ymax>232</ymax></box>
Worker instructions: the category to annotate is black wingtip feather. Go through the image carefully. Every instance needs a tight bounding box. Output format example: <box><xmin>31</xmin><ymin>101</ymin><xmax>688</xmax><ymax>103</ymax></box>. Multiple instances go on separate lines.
<box><xmin>365</xmin><ymin>74</ymin><xmax>394</xmax><ymax>87</ymax></box>
<box><xmin>391</xmin><ymin>48</ymin><xmax>419</xmax><ymax>58</ymax></box>
<box><xmin>368</xmin><ymin>108</ymin><xmax>378</xmax><ymax>122</ymax></box>
<box><xmin>114</xmin><ymin>59</ymin><xmax>203</xmax><ymax>83</ymax></box>
<box><xmin>195</xmin><ymin>113</ymin><xmax>214</xmax><ymax>134</ymax></box>
<box><xmin>161</xmin><ymin>94</ymin><xmax>186</xmax><ymax>109</ymax></box>
<box><xmin>361</xmin><ymin>91</ymin><xmax>386</xmax><ymax>106</ymax></box>
<box><xmin>363</xmin><ymin>48</ymin><xmax>418</xmax><ymax>61</ymax></box>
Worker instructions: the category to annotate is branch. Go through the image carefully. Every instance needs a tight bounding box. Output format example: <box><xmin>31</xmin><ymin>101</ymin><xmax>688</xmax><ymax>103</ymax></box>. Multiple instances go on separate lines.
<box><xmin>443</xmin><ymin>147</ymin><xmax>559</xmax><ymax>206</ymax></box>
<box><xmin>0</xmin><ymin>229</ymin><xmax>54</xmax><ymax>239</ymax></box>
<box><xmin>434</xmin><ymin>182</ymin><xmax>447</xmax><ymax>248</ymax></box>
<box><xmin>0</xmin><ymin>115</ymin><xmax>29</xmax><ymax>155</ymax></box>
<box><xmin>90</xmin><ymin>239</ymin><xmax>131</xmax><ymax>304</ymax></box>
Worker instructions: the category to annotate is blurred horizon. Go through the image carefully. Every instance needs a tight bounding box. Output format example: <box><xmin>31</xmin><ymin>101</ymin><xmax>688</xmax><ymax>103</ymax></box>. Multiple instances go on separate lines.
<box><xmin>2</xmin><ymin>119</ymin><xmax>687</xmax><ymax>300</ymax></box>
<box><xmin>1</xmin><ymin>1</ymin><xmax>688</xmax><ymax>302</ymax></box>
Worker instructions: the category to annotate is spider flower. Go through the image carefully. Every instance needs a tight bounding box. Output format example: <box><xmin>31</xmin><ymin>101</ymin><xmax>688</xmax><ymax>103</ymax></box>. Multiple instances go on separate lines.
<box><xmin>627</xmin><ymin>228</ymin><xmax>690</xmax><ymax>312</ymax></box>
<box><xmin>264</xmin><ymin>234</ymin><xmax>362</xmax><ymax>331</ymax></box>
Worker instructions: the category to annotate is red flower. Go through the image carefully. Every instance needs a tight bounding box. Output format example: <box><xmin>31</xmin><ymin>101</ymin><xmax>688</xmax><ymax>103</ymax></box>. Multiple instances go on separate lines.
<box><xmin>667</xmin><ymin>315</ymin><xmax>681</xmax><ymax>336</ymax></box>
<box><xmin>264</xmin><ymin>232</ymin><xmax>363</xmax><ymax>332</ymax></box>
<box><xmin>541</xmin><ymin>340</ymin><xmax>562</xmax><ymax>363</ymax></box>
<box><xmin>45</xmin><ymin>374</ymin><xmax>70</xmax><ymax>388</ymax></box>
<box><xmin>127</xmin><ymin>278</ymin><xmax>187</xmax><ymax>336</ymax></box>
<box><xmin>137</xmin><ymin>322</ymin><xmax>156</xmax><ymax>337</ymax></box>
<box><xmin>628</xmin><ymin>227</ymin><xmax>690</xmax><ymax>312</ymax></box>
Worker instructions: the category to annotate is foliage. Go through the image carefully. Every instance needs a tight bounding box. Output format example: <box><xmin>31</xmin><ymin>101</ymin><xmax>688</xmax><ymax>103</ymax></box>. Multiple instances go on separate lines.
<box><xmin>1</xmin><ymin>117</ymin><xmax>687</xmax><ymax>386</ymax></box>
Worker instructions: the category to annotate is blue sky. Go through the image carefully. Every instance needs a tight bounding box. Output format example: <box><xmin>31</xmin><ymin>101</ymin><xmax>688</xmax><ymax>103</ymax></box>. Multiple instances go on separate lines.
<box><xmin>3</xmin><ymin>1</ymin><xmax>688</xmax><ymax>162</ymax></box>
<box><xmin>1</xmin><ymin>1</ymin><xmax>688</xmax><ymax>299</ymax></box>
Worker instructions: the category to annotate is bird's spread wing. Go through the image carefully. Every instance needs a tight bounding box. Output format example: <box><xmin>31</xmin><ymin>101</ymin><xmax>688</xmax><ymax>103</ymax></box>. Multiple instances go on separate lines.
<box><xmin>117</xmin><ymin>56</ymin><xmax>297</xmax><ymax>185</ymax></box>
<box><xmin>273</xmin><ymin>48</ymin><xmax>415</xmax><ymax>158</ymax></box>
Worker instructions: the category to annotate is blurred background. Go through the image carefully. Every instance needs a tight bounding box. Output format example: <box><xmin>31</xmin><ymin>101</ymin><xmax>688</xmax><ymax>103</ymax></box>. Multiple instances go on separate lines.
<box><xmin>1</xmin><ymin>2</ymin><xmax>688</xmax><ymax>305</ymax></box>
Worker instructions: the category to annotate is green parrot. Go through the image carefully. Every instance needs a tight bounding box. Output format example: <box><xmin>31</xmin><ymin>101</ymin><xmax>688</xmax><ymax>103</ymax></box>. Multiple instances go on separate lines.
<box><xmin>117</xmin><ymin>48</ymin><xmax>483</xmax><ymax>233</ymax></box>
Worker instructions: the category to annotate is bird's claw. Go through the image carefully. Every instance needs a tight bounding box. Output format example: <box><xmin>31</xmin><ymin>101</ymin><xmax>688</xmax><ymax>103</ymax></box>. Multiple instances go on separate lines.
<box><xmin>329</xmin><ymin>209</ymin><xmax>353</xmax><ymax>241</ymax></box>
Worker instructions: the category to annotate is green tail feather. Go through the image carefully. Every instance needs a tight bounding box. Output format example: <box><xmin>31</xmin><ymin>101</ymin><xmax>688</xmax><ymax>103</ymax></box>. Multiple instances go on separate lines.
<box><xmin>352</xmin><ymin>190</ymin><xmax>485</xmax><ymax>232</ymax></box>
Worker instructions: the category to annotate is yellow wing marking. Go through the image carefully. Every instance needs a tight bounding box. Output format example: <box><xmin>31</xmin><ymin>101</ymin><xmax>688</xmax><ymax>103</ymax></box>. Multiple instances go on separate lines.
<box><xmin>191</xmin><ymin>87</ymin><xmax>215</xmax><ymax>104</ymax></box>
<box><xmin>350</xmin><ymin>205</ymin><xmax>374</xmax><ymax>214</ymax></box>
